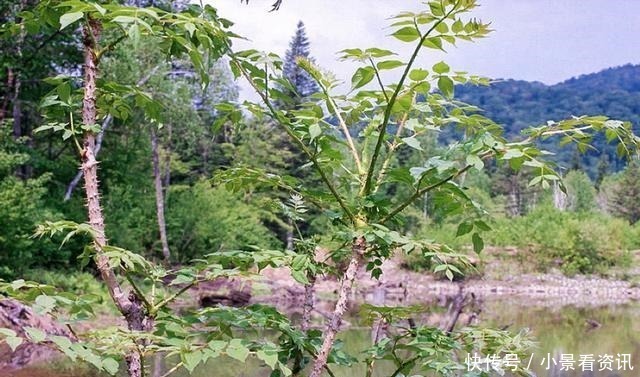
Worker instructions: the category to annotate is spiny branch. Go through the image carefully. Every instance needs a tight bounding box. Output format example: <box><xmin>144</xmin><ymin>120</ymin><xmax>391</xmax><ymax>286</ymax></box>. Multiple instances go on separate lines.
<box><xmin>64</xmin><ymin>65</ymin><xmax>162</xmax><ymax>201</ymax></box>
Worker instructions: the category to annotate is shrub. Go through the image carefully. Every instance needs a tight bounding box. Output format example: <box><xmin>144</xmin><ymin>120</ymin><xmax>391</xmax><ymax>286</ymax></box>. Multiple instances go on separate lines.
<box><xmin>487</xmin><ymin>204</ymin><xmax>634</xmax><ymax>274</ymax></box>
<box><xmin>408</xmin><ymin>203</ymin><xmax>637</xmax><ymax>276</ymax></box>
<box><xmin>0</xmin><ymin>171</ymin><xmax>62</xmax><ymax>279</ymax></box>
<box><xmin>103</xmin><ymin>184</ymin><xmax>158</xmax><ymax>257</ymax></box>
<box><xmin>22</xmin><ymin>269</ymin><xmax>109</xmax><ymax>303</ymax></box>
<box><xmin>167</xmin><ymin>181</ymin><xmax>280</xmax><ymax>262</ymax></box>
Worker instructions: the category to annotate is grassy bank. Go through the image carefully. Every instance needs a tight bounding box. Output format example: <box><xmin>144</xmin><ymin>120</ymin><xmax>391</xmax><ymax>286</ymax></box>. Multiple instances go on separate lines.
<box><xmin>406</xmin><ymin>204</ymin><xmax>640</xmax><ymax>276</ymax></box>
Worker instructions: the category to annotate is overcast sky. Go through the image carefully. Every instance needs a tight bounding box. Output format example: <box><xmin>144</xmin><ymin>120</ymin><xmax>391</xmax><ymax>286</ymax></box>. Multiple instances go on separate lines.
<box><xmin>207</xmin><ymin>0</ymin><xmax>640</xmax><ymax>99</ymax></box>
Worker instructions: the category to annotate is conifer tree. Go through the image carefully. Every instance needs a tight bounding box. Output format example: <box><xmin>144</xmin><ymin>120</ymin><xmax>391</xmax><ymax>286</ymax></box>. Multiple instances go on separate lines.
<box><xmin>611</xmin><ymin>160</ymin><xmax>640</xmax><ymax>223</ymax></box>
<box><xmin>282</xmin><ymin>21</ymin><xmax>318</xmax><ymax>104</ymax></box>
<box><xmin>265</xmin><ymin>21</ymin><xmax>320</xmax><ymax>248</ymax></box>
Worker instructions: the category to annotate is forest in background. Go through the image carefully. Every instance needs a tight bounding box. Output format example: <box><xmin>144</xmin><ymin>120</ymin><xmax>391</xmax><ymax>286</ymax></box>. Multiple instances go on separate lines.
<box><xmin>455</xmin><ymin>64</ymin><xmax>640</xmax><ymax>176</ymax></box>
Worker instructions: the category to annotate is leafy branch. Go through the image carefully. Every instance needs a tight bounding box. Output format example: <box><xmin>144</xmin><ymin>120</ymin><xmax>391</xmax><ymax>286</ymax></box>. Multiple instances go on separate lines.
<box><xmin>228</xmin><ymin>52</ymin><xmax>356</xmax><ymax>224</ymax></box>
<box><xmin>361</xmin><ymin>0</ymin><xmax>462</xmax><ymax>197</ymax></box>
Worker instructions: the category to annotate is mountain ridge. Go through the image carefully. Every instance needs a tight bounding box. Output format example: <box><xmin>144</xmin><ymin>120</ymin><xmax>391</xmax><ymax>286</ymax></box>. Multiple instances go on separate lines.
<box><xmin>454</xmin><ymin>63</ymin><xmax>640</xmax><ymax>175</ymax></box>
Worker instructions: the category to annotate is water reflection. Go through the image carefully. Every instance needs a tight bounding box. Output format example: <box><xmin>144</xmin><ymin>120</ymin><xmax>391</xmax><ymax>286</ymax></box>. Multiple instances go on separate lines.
<box><xmin>480</xmin><ymin>301</ymin><xmax>640</xmax><ymax>377</ymax></box>
<box><xmin>6</xmin><ymin>299</ymin><xmax>640</xmax><ymax>377</ymax></box>
<box><xmin>156</xmin><ymin>300</ymin><xmax>640</xmax><ymax>377</ymax></box>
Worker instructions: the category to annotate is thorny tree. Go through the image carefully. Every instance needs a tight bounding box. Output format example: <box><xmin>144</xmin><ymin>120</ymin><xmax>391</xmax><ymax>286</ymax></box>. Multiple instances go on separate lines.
<box><xmin>1</xmin><ymin>1</ymin><xmax>639</xmax><ymax>377</ymax></box>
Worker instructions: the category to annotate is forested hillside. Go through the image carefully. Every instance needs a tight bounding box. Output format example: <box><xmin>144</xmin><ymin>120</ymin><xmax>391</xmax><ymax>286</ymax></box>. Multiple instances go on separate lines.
<box><xmin>454</xmin><ymin>64</ymin><xmax>640</xmax><ymax>175</ymax></box>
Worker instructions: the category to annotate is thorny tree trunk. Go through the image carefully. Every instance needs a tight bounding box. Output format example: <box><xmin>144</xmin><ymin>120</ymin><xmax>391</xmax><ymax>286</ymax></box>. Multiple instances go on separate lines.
<box><xmin>81</xmin><ymin>18</ymin><xmax>149</xmax><ymax>377</ymax></box>
<box><xmin>151</xmin><ymin>127</ymin><xmax>171</xmax><ymax>261</ymax></box>
<box><xmin>64</xmin><ymin>65</ymin><xmax>159</xmax><ymax>202</ymax></box>
<box><xmin>64</xmin><ymin>114</ymin><xmax>112</xmax><ymax>201</ymax></box>
<box><xmin>64</xmin><ymin>65</ymin><xmax>160</xmax><ymax>201</ymax></box>
<box><xmin>293</xmin><ymin>274</ymin><xmax>316</xmax><ymax>376</ymax></box>
<box><xmin>123</xmin><ymin>292</ymin><xmax>154</xmax><ymax>377</ymax></box>
<box><xmin>309</xmin><ymin>236</ymin><xmax>366</xmax><ymax>377</ymax></box>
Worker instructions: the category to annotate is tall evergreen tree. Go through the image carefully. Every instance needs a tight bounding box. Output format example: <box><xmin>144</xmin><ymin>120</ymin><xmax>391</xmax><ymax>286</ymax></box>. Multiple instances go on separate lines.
<box><xmin>282</xmin><ymin>21</ymin><xmax>318</xmax><ymax>103</ymax></box>
<box><xmin>610</xmin><ymin>160</ymin><xmax>640</xmax><ymax>224</ymax></box>
<box><xmin>256</xmin><ymin>21</ymin><xmax>320</xmax><ymax>248</ymax></box>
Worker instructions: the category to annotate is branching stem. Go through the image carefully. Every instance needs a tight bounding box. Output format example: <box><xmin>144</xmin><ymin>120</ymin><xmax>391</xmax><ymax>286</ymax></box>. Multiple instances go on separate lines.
<box><xmin>361</xmin><ymin>2</ymin><xmax>460</xmax><ymax>197</ymax></box>
<box><xmin>229</xmin><ymin>54</ymin><xmax>356</xmax><ymax>224</ymax></box>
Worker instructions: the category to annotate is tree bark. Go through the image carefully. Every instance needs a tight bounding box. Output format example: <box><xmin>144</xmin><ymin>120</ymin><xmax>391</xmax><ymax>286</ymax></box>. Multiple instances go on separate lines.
<box><xmin>301</xmin><ymin>274</ymin><xmax>316</xmax><ymax>332</ymax></box>
<box><xmin>81</xmin><ymin>17</ymin><xmax>130</xmax><ymax>313</ymax></box>
<box><xmin>11</xmin><ymin>0</ymin><xmax>29</xmax><ymax>178</ymax></box>
<box><xmin>151</xmin><ymin>127</ymin><xmax>171</xmax><ymax>261</ymax></box>
<box><xmin>9</xmin><ymin>0</ymin><xmax>27</xmax><ymax>141</ymax></box>
<box><xmin>123</xmin><ymin>292</ymin><xmax>154</xmax><ymax>377</ymax></box>
<box><xmin>0</xmin><ymin>68</ymin><xmax>14</xmax><ymax>123</ymax></box>
<box><xmin>286</xmin><ymin>220</ymin><xmax>294</xmax><ymax>251</ymax></box>
<box><xmin>81</xmin><ymin>18</ymin><xmax>148</xmax><ymax>377</ymax></box>
<box><xmin>507</xmin><ymin>175</ymin><xmax>521</xmax><ymax>217</ymax></box>
<box><xmin>162</xmin><ymin>123</ymin><xmax>171</xmax><ymax>200</ymax></box>
<box><xmin>64</xmin><ymin>65</ymin><xmax>160</xmax><ymax>201</ymax></box>
<box><xmin>64</xmin><ymin>114</ymin><xmax>112</xmax><ymax>201</ymax></box>
<box><xmin>11</xmin><ymin>74</ymin><xmax>21</xmax><ymax>141</ymax></box>
<box><xmin>553</xmin><ymin>180</ymin><xmax>567</xmax><ymax>211</ymax></box>
<box><xmin>309</xmin><ymin>236</ymin><xmax>366</xmax><ymax>377</ymax></box>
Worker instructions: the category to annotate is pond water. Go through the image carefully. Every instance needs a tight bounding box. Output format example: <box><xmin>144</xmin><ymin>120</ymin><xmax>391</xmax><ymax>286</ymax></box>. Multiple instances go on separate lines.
<box><xmin>157</xmin><ymin>301</ymin><xmax>640</xmax><ymax>377</ymax></box>
<box><xmin>8</xmin><ymin>300</ymin><xmax>640</xmax><ymax>377</ymax></box>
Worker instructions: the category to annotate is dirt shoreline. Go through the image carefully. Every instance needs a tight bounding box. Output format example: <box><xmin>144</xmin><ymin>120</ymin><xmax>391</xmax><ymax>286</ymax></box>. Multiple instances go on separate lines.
<box><xmin>3</xmin><ymin>258</ymin><xmax>640</xmax><ymax>372</ymax></box>
<box><xmin>250</xmin><ymin>257</ymin><xmax>640</xmax><ymax>312</ymax></box>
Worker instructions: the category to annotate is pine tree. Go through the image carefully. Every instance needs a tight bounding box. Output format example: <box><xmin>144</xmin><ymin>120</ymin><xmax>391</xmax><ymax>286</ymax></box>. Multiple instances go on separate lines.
<box><xmin>253</xmin><ymin>21</ymin><xmax>320</xmax><ymax>248</ymax></box>
<box><xmin>282</xmin><ymin>21</ymin><xmax>318</xmax><ymax>103</ymax></box>
<box><xmin>610</xmin><ymin>160</ymin><xmax>640</xmax><ymax>224</ymax></box>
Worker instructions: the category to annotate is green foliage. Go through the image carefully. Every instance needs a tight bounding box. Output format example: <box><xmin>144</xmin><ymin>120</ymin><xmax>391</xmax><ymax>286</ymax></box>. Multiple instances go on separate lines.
<box><xmin>222</xmin><ymin>0</ymin><xmax>638</xmax><ymax>373</ymax></box>
<box><xmin>564</xmin><ymin>170</ymin><xmax>596</xmax><ymax>212</ymax></box>
<box><xmin>21</xmin><ymin>269</ymin><xmax>110</xmax><ymax>308</ymax></box>
<box><xmin>360</xmin><ymin>305</ymin><xmax>535</xmax><ymax>376</ymax></box>
<box><xmin>0</xmin><ymin>174</ymin><xmax>61</xmax><ymax>278</ymax></box>
<box><xmin>408</xmin><ymin>199</ymin><xmax>638</xmax><ymax>276</ymax></box>
<box><xmin>609</xmin><ymin>160</ymin><xmax>640</xmax><ymax>223</ymax></box>
<box><xmin>0</xmin><ymin>130</ymin><xmax>62</xmax><ymax>279</ymax></box>
<box><xmin>167</xmin><ymin>181</ymin><xmax>281</xmax><ymax>262</ymax></box>
<box><xmin>454</xmin><ymin>64</ymin><xmax>640</xmax><ymax>176</ymax></box>
<box><xmin>487</xmin><ymin>204</ymin><xmax>636</xmax><ymax>275</ymax></box>
<box><xmin>103</xmin><ymin>183</ymin><xmax>157</xmax><ymax>255</ymax></box>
